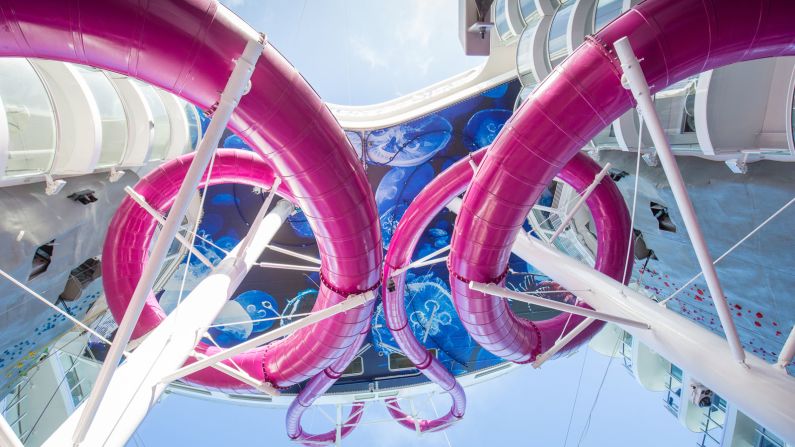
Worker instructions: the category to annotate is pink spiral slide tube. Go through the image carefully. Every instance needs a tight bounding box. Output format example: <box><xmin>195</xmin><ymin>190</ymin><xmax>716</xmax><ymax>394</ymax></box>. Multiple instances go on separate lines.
<box><xmin>448</xmin><ymin>0</ymin><xmax>795</xmax><ymax>364</ymax></box>
<box><xmin>381</xmin><ymin>147</ymin><xmax>630</xmax><ymax>430</ymax></box>
<box><xmin>285</xmin><ymin>330</ymin><xmax>370</xmax><ymax>446</ymax></box>
<box><xmin>0</xmin><ymin>0</ymin><xmax>381</xmax><ymax>389</ymax></box>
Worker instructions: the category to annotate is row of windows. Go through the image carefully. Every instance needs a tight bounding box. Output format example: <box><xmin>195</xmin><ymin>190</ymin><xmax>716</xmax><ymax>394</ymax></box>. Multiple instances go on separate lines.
<box><xmin>340</xmin><ymin>349</ymin><xmax>439</xmax><ymax>377</ymax></box>
<box><xmin>0</xmin><ymin>59</ymin><xmax>201</xmax><ymax>180</ymax></box>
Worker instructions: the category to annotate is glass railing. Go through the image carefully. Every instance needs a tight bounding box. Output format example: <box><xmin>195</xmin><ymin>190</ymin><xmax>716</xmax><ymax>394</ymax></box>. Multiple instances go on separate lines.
<box><xmin>495</xmin><ymin>0</ymin><xmax>516</xmax><ymax>41</ymax></box>
<box><xmin>0</xmin><ymin>58</ymin><xmax>57</xmax><ymax>177</ymax></box>
<box><xmin>182</xmin><ymin>101</ymin><xmax>201</xmax><ymax>153</ymax></box>
<box><xmin>548</xmin><ymin>1</ymin><xmax>575</xmax><ymax>69</ymax></box>
<box><xmin>135</xmin><ymin>80</ymin><xmax>171</xmax><ymax>161</ymax></box>
<box><xmin>75</xmin><ymin>66</ymin><xmax>129</xmax><ymax>168</ymax></box>
<box><xmin>519</xmin><ymin>0</ymin><xmax>539</xmax><ymax>24</ymax></box>
<box><xmin>593</xmin><ymin>0</ymin><xmax>623</xmax><ymax>32</ymax></box>
<box><xmin>516</xmin><ymin>8</ymin><xmax>542</xmax><ymax>87</ymax></box>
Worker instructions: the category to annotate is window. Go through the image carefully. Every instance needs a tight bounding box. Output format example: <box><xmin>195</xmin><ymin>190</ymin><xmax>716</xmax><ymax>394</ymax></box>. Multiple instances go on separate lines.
<box><xmin>698</xmin><ymin>395</ymin><xmax>727</xmax><ymax>447</ymax></box>
<box><xmin>183</xmin><ymin>101</ymin><xmax>201</xmax><ymax>152</ymax></box>
<box><xmin>619</xmin><ymin>331</ymin><xmax>633</xmax><ymax>372</ymax></box>
<box><xmin>0</xmin><ymin>59</ymin><xmax>57</xmax><ymax>177</ymax></box>
<box><xmin>135</xmin><ymin>81</ymin><xmax>171</xmax><ymax>161</ymax></box>
<box><xmin>29</xmin><ymin>240</ymin><xmax>55</xmax><ymax>280</ymax></box>
<box><xmin>342</xmin><ymin>357</ymin><xmax>364</xmax><ymax>377</ymax></box>
<box><xmin>494</xmin><ymin>0</ymin><xmax>515</xmax><ymax>41</ymax></box>
<box><xmin>650</xmin><ymin>202</ymin><xmax>677</xmax><ymax>233</ymax></box>
<box><xmin>548</xmin><ymin>1</ymin><xmax>575</xmax><ymax>69</ymax></box>
<box><xmin>388</xmin><ymin>349</ymin><xmax>437</xmax><ymax>372</ymax></box>
<box><xmin>75</xmin><ymin>66</ymin><xmax>128</xmax><ymax>167</ymax></box>
<box><xmin>593</xmin><ymin>0</ymin><xmax>623</xmax><ymax>32</ymax></box>
<box><xmin>755</xmin><ymin>427</ymin><xmax>785</xmax><ymax>447</ymax></box>
<box><xmin>664</xmin><ymin>364</ymin><xmax>683</xmax><ymax>416</ymax></box>
<box><xmin>519</xmin><ymin>0</ymin><xmax>539</xmax><ymax>24</ymax></box>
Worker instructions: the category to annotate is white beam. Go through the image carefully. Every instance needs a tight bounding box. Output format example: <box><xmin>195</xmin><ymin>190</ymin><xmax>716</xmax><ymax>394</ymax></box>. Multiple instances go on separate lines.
<box><xmin>548</xmin><ymin>163</ymin><xmax>611</xmax><ymax>243</ymax></box>
<box><xmin>0</xmin><ymin>413</ymin><xmax>23</xmax><ymax>447</ymax></box>
<box><xmin>777</xmin><ymin>325</ymin><xmax>795</xmax><ymax>371</ymax></box>
<box><xmin>45</xmin><ymin>199</ymin><xmax>290</xmax><ymax>447</ymax></box>
<box><xmin>236</xmin><ymin>177</ymin><xmax>281</xmax><ymax>266</ymax></box>
<box><xmin>511</xmin><ymin>232</ymin><xmax>795</xmax><ymax>444</ymax></box>
<box><xmin>470</xmin><ymin>282</ymin><xmax>649</xmax><ymax>330</ymax></box>
<box><xmin>160</xmin><ymin>290</ymin><xmax>376</xmax><ymax>383</ymax></box>
<box><xmin>532</xmin><ymin>318</ymin><xmax>596</xmax><ymax>368</ymax></box>
<box><xmin>266</xmin><ymin>244</ymin><xmax>321</xmax><ymax>265</ymax></box>
<box><xmin>194</xmin><ymin>352</ymin><xmax>280</xmax><ymax>395</ymax></box>
<box><xmin>124</xmin><ymin>186</ymin><xmax>214</xmax><ymax>268</ymax></box>
<box><xmin>73</xmin><ymin>35</ymin><xmax>266</xmax><ymax>446</ymax></box>
<box><xmin>614</xmin><ymin>37</ymin><xmax>745</xmax><ymax>366</ymax></box>
<box><xmin>255</xmin><ymin>261</ymin><xmax>320</xmax><ymax>272</ymax></box>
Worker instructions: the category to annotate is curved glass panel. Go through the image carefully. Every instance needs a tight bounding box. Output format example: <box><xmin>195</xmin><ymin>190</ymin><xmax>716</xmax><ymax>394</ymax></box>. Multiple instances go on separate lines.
<box><xmin>0</xmin><ymin>59</ymin><xmax>57</xmax><ymax>176</ymax></box>
<box><xmin>182</xmin><ymin>101</ymin><xmax>200</xmax><ymax>152</ymax></box>
<box><xmin>136</xmin><ymin>81</ymin><xmax>171</xmax><ymax>161</ymax></box>
<box><xmin>76</xmin><ymin>66</ymin><xmax>128</xmax><ymax>167</ymax></box>
<box><xmin>594</xmin><ymin>0</ymin><xmax>623</xmax><ymax>31</ymax></box>
<box><xmin>513</xmin><ymin>84</ymin><xmax>535</xmax><ymax>111</ymax></box>
<box><xmin>548</xmin><ymin>1</ymin><xmax>575</xmax><ymax>69</ymax></box>
<box><xmin>494</xmin><ymin>0</ymin><xmax>515</xmax><ymax>40</ymax></box>
<box><xmin>516</xmin><ymin>12</ymin><xmax>541</xmax><ymax>87</ymax></box>
<box><xmin>519</xmin><ymin>0</ymin><xmax>538</xmax><ymax>23</ymax></box>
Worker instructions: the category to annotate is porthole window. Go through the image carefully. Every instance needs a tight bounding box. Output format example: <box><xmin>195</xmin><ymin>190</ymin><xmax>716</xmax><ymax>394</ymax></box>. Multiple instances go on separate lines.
<box><xmin>342</xmin><ymin>357</ymin><xmax>364</xmax><ymax>377</ymax></box>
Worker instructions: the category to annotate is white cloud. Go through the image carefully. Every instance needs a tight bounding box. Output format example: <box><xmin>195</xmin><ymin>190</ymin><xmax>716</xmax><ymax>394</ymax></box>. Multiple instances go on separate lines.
<box><xmin>350</xmin><ymin>36</ymin><xmax>388</xmax><ymax>70</ymax></box>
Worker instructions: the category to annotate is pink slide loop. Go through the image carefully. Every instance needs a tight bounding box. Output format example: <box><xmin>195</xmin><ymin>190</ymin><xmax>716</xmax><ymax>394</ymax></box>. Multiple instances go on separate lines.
<box><xmin>381</xmin><ymin>148</ymin><xmax>627</xmax><ymax>430</ymax></box>
<box><xmin>449</xmin><ymin>0</ymin><xmax>795</xmax><ymax>364</ymax></box>
<box><xmin>0</xmin><ymin>0</ymin><xmax>381</xmax><ymax>389</ymax></box>
<box><xmin>285</xmin><ymin>330</ymin><xmax>370</xmax><ymax>445</ymax></box>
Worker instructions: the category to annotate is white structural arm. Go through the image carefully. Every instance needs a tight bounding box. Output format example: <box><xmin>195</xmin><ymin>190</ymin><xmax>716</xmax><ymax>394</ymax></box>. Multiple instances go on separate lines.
<box><xmin>44</xmin><ymin>198</ymin><xmax>290</xmax><ymax>447</ymax></box>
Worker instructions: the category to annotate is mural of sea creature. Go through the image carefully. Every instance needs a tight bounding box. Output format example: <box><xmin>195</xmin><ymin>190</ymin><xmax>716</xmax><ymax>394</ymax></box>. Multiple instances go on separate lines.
<box><xmin>366</xmin><ymin>115</ymin><xmax>452</xmax><ymax>166</ymax></box>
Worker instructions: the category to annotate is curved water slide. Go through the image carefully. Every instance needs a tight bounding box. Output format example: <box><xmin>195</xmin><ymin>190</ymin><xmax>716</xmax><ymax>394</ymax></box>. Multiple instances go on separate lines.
<box><xmin>0</xmin><ymin>0</ymin><xmax>380</xmax><ymax>387</ymax></box>
<box><xmin>0</xmin><ymin>0</ymin><xmax>379</xmax><ymax>442</ymax></box>
<box><xmin>447</xmin><ymin>0</ymin><xmax>795</xmax><ymax>364</ymax></box>
<box><xmin>382</xmin><ymin>147</ymin><xmax>630</xmax><ymax>430</ymax></box>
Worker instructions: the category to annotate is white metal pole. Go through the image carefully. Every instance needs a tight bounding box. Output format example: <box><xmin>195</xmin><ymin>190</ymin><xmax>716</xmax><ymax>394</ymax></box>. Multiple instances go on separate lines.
<box><xmin>45</xmin><ymin>199</ymin><xmax>290</xmax><ymax>447</ymax></box>
<box><xmin>613</xmin><ymin>36</ymin><xmax>745</xmax><ymax>366</ymax></box>
<box><xmin>236</xmin><ymin>177</ymin><xmax>282</xmax><ymax>266</ymax></box>
<box><xmin>470</xmin><ymin>282</ymin><xmax>649</xmax><ymax>329</ymax></box>
<box><xmin>124</xmin><ymin>186</ymin><xmax>214</xmax><ymax>268</ymax></box>
<box><xmin>266</xmin><ymin>244</ymin><xmax>321</xmax><ymax>265</ymax></box>
<box><xmin>161</xmin><ymin>290</ymin><xmax>375</xmax><ymax>383</ymax></box>
<box><xmin>72</xmin><ymin>36</ymin><xmax>266</xmax><ymax>446</ymax></box>
<box><xmin>390</xmin><ymin>256</ymin><xmax>449</xmax><ymax>278</ymax></box>
<box><xmin>193</xmin><ymin>351</ymin><xmax>279</xmax><ymax>395</ymax></box>
<box><xmin>532</xmin><ymin>318</ymin><xmax>596</xmax><ymax>368</ymax></box>
<box><xmin>0</xmin><ymin>413</ymin><xmax>23</xmax><ymax>447</ymax></box>
<box><xmin>548</xmin><ymin>163</ymin><xmax>611</xmax><ymax>243</ymax></box>
<box><xmin>777</xmin><ymin>326</ymin><xmax>795</xmax><ymax>371</ymax></box>
<box><xmin>255</xmin><ymin>261</ymin><xmax>320</xmax><ymax>272</ymax></box>
<box><xmin>511</xmin><ymin>232</ymin><xmax>795</xmax><ymax>443</ymax></box>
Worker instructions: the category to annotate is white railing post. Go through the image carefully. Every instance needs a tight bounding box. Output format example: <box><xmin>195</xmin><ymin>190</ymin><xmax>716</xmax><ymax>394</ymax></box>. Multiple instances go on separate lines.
<box><xmin>614</xmin><ymin>36</ymin><xmax>745</xmax><ymax>366</ymax></box>
<box><xmin>532</xmin><ymin>318</ymin><xmax>596</xmax><ymax>368</ymax></box>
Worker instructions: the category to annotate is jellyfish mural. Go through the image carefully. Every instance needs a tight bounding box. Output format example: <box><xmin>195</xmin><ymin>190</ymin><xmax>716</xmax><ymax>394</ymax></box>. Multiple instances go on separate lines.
<box><xmin>366</xmin><ymin>115</ymin><xmax>452</xmax><ymax>167</ymax></box>
<box><xmin>345</xmin><ymin>130</ymin><xmax>364</xmax><ymax>161</ymax></box>
<box><xmin>206</xmin><ymin>290</ymin><xmax>280</xmax><ymax>347</ymax></box>
<box><xmin>222</xmin><ymin>134</ymin><xmax>251</xmax><ymax>150</ymax></box>
<box><xmin>287</xmin><ymin>209</ymin><xmax>314</xmax><ymax>240</ymax></box>
<box><xmin>375</xmin><ymin>163</ymin><xmax>435</xmax><ymax>249</ymax></box>
<box><xmin>463</xmin><ymin>109</ymin><xmax>512</xmax><ymax>151</ymax></box>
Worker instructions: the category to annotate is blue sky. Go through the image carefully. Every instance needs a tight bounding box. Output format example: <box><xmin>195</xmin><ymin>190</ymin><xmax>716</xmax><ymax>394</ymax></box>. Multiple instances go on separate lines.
<box><xmin>131</xmin><ymin>1</ymin><xmax>701</xmax><ymax>445</ymax></box>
